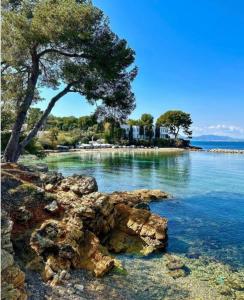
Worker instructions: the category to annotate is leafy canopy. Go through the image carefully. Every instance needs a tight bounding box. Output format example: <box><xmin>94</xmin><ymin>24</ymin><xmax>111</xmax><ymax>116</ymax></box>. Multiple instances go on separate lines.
<box><xmin>156</xmin><ymin>110</ymin><xmax>192</xmax><ymax>139</ymax></box>
<box><xmin>2</xmin><ymin>0</ymin><xmax>137</xmax><ymax>118</ymax></box>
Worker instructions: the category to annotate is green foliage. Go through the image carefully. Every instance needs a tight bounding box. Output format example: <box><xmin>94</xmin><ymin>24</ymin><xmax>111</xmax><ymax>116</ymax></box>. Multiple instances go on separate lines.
<box><xmin>103</xmin><ymin>122</ymin><xmax>122</xmax><ymax>144</ymax></box>
<box><xmin>140</xmin><ymin>113</ymin><xmax>153</xmax><ymax>126</ymax></box>
<box><xmin>1</xmin><ymin>109</ymin><xmax>15</xmax><ymax>131</ymax></box>
<box><xmin>26</xmin><ymin>108</ymin><xmax>43</xmax><ymax>130</ymax></box>
<box><xmin>127</xmin><ymin>119</ymin><xmax>141</xmax><ymax>126</ymax></box>
<box><xmin>38</xmin><ymin>129</ymin><xmax>58</xmax><ymax>149</ymax></box>
<box><xmin>79</xmin><ymin>115</ymin><xmax>97</xmax><ymax>130</ymax></box>
<box><xmin>156</xmin><ymin>110</ymin><xmax>192</xmax><ymax>139</ymax></box>
<box><xmin>57</xmin><ymin>130</ymin><xmax>81</xmax><ymax>146</ymax></box>
<box><xmin>2</xmin><ymin>0</ymin><xmax>137</xmax><ymax>161</ymax></box>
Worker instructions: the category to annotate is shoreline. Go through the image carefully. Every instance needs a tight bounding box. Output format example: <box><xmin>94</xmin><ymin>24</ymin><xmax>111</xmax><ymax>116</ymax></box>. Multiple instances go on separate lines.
<box><xmin>44</xmin><ymin>147</ymin><xmax>186</xmax><ymax>156</ymax></box>
<box><xmin>189</xmin><ymin>148</ymin><xmax>244</xmax><ymax>154</ymax></box>
<box><xmin>43</xmin><ymin>147</ymin><xmax>244</xmax><ymax>156</ymax></box>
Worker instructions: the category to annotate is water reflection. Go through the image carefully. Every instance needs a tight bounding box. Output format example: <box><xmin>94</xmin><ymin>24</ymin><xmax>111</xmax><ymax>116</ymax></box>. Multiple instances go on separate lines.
<box><xmin>43</xmin><ymin>151</ymin><xmax>191</xmax><ymax>192</ymax></box>
<box><xmin>24</xmin><ymin>151</ymin><xmax>244</xmax><ymax>269</ymax></box>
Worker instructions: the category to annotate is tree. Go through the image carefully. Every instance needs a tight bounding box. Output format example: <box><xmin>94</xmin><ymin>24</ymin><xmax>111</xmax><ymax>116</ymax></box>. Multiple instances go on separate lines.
<box><xmin>156</xmin><ymin>110</ymin><xmax>192</xmax><ymax>139</ymax></box>
<box><xmin>79</xmin><ymin>115</ymin><xmax>97</xmax><ymax>130</ymax></box>
<box><xmin>127</xmin><ymin>119</ymin><xmax>141</xmax><ymax>126</ymax></box>
<box><xmin>2</xmin><ymin>0</ymin><xmax>136</xmax><ymax>162</ymax></box>
<box><xmin>140</xmin><ymin>113</ymin><xmax>153</xmax><ymax>141</ymax></box>
<box><xmin>49</xmin><ymin>128</ymin><xmax>59</xmax><ymax>148</ymax></box>
<box><xmin>128</xmin><ymin>125</ymin><xmax>133</xmax><ymax>144</ymax></box>
<box><xmin>140</xmin><ymin>113</ymin><xmax>153</xmax><ymax>126</ymax></box>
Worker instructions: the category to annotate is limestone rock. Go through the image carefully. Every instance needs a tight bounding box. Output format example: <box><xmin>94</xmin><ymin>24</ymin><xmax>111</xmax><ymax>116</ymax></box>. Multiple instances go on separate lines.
<box><xmin>44</xmin><ymin>200</ymin><xmax>59</xmax><ymax>213</ymax></box>
<box><xmin>1</xmin><ymin>163</ymin><xmax>168</xmax><ymax>294</ymax></box>
<box><xmin>107</xmin><ymin>204</ymin><xmax>167</xmax><ymax>255</ymax></box>
<box><xmin>58</xmin><ymin>175</ymin><xmax>98</xmax><ymax>196</ymax></box>
<box><xmin>1</xmin><ymin>211</ymin><xmax>27</xmax><ymax>300</ymax></box>
<box><xmin>109</xmin><ymin>189</ymin><xmax>169</xmax><ymax>207</ymax></box>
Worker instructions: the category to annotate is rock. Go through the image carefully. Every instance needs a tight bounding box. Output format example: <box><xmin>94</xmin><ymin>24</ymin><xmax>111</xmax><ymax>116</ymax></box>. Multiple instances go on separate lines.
<box><xmin>109</xmin><ymin>189</ymin><xmax>169</xmax><ymax>207</ymax></box>
<box><xmin>1</xmin><ymin>249</ymin><xmax>14</xmax><ymax>271</ymax></box>
<box><xmin>35</xmin><ymin>163</ymin><xmax>49</xmax><ymax>172</ymax></box>
<box><xmin>74</xmin><ymin>284</ymin><xmax>84</xmax><ymax>292</ymax></box>
<box><xmin>134</xmin><ymin>202</ymin><xmax>151</xmax><ymax>211</ymax></box>
<box><xmin>59</xmin><ymin>175</ymin><xmax>98</xmax><ymax>196</ymax></box>
<box><xmin>1</xmin><ymin>163</ymin><xmax>169</xmax><ymax>295</ymax></box>
<box><xmin>166</xmin><ymin>259</ymin><xmax>185</xmax><ymax>270</ymax></box>
<box><xmin>45</xmin><ymin>200</ymin><xmax>59</xmax><ymax>213</ymax></box>
<box><xmin>40</xmin><ymin>171</ymin><xmax>64</xmax><ymax>186</ymax></box>
<box><xmin>45</xmin><ymin>183</ymin><xmax>55</xmax><ymax>192</ymax></box>
<box><xmin>1</xmin><ymin>210</ymin><xmax>27</xmax><ymax>300</ymax></box>
<box><xmin>168</xmin><ymin>269</ymin><xmax>186</xmax><ymax>279</ymax></box>
<box><xmin>107</xmin><ymin>204</ymin><xmax>167</xmax><ymax>255</ymax></box>
<box><xmin>15</xmin><ymin>206</ymin><xmax>33</xmax><ymax>223</ymax></box>
<box><xmin>165</xmin><ymin>255</ymin><xmax>187</xmax><ymax>279</ymax></box>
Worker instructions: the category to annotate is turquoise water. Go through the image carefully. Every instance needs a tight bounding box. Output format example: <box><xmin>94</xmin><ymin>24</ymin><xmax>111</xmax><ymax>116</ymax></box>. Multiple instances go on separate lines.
<box><xmin>42</xmin><ymin>151</ymin><xmax>244</xmax><ymax>269</ymax></box>
<box><xmin>191</xmin><ymin>141</ymin><xmax>244</xmax><ymax>150</ymax></box>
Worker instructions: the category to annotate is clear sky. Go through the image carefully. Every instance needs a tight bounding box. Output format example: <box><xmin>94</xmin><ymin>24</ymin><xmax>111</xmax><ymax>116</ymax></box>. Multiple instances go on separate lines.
<box><xmin>38</xmin><ymin>0</ymin><xmax>244</xmax><ymax>137</ymax></box>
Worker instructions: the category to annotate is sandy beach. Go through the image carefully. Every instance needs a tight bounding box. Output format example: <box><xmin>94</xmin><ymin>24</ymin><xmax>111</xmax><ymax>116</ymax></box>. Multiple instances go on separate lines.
<box><xmin>45</xmin><ymin>147</ymin><xmax>186</xmax><ymax>156</ymax></box>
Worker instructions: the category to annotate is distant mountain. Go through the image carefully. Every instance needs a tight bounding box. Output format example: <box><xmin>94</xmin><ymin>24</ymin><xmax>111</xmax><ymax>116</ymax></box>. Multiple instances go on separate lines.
<box><xmin>192</xmin><ymin>135</ymin><xmax>244</xmax><ymax>141</ymax></box>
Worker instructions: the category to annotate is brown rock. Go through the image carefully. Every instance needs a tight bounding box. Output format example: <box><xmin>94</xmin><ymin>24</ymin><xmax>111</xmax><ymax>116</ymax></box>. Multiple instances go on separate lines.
<box><xmin>58</xmin><ymin>175</ymin><xmax>98</xmax><ymax>196</ymax></box>
<box><xmin>109</xmin><ymin>189</ymin><xmax>169</xmax><ymax>207</ymax></box>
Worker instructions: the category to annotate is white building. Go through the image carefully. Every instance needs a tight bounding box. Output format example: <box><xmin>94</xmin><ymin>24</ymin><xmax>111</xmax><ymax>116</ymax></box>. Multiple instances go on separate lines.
<box><xmin>121</xmin><ymin>125</ymin><xmax>169</xmax><ymax>140</ymax></box>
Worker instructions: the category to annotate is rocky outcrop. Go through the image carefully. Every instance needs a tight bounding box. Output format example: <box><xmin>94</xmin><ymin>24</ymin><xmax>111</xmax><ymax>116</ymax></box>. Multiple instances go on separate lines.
<box><xmin>1</xmin><ymin>163</ymin><xmax>168</xmax><ymax>290</ymax></box>
<box><xmin>108</xmin><ymin>189</ymin><xmax>169</xmax><ymax>207</ymax></box>
<box><xmin>1</xmin><ymin>211</ymin><xmax>27</xmax><ymax>300</ymax></box>
<box><xmin>106</xmin><ymin>204</ymin><xmax>167</xmax><ymax>255</ymax></box>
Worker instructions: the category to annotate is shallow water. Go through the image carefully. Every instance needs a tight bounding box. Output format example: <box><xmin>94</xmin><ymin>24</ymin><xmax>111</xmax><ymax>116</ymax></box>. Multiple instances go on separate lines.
<box><xmin>38</xmin><ymin>151</ymin><xmax>244</xmax><ymax>270</ymax></box>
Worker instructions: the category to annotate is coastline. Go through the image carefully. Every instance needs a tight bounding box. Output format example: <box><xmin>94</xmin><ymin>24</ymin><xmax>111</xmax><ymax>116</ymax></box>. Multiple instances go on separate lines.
<box><xmin>42</xmin><ymin>147</ymin><xmax>244</xmax><ymax>156</ymax></box>
<box><xmin>189</xmin><ymin>148</ymin><xmax>244</xmax><ymax>154</ymax></box>
<box><xmin>44</xmin><ymin>147</ymin><xmax>186</xmax><ymax>156</ymax></box>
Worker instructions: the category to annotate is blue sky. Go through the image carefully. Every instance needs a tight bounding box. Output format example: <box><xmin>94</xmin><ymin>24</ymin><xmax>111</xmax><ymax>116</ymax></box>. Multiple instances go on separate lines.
<box><xmin>38</xmin><ymin>0</ymin><xmax>244</xmax><ymax>137</ymax></box>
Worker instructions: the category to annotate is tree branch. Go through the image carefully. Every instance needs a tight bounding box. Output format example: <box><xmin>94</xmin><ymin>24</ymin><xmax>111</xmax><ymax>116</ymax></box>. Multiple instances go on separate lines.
<box><xmin>37</xmin><ymin>48</ymin><xmax>92</xmax><ymax>60</ymax></box>
<box><xmin>20</xmin><ymin>84</ymin><xmax>73</xmax><ymax>149</ymax></box>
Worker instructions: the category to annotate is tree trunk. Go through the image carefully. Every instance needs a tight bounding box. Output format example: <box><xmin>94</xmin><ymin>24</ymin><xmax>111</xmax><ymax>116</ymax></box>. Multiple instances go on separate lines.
<box><xmin>19</xmin><ymin>85</ymin><xmax>71</xmax><ymax>152</ymax></box>
<box><xmin>174</xmin><ymin>127</ymin><xmax>180</xmax><ymax>139</ymax></box>
<box><xmin>3</xmin><ymin>51</ymin><xmax>39</xmax><ymax>162</ymax></box>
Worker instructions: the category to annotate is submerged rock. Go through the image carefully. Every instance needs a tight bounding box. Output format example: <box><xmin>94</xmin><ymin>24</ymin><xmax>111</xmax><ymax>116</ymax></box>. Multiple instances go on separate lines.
<box><xmin>165</xmin><ymin>255</ymin><xmax>187</xmax><ymax>279</ymax></box>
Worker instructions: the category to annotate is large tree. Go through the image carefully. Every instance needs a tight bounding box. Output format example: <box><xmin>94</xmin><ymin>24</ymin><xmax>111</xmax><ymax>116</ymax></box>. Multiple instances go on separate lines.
<box><xmin>140</xmin><ymin>113</ymin><xmax>153</xmax><ymax>140</ymax></box>
<box><xmin>156</xmin><ymin>110</ymin><xmax>192</xmax><ymax>139</ymax></box>
<box><xmin>2</xmin><ymin>0</ymin><xmax>137</xmax><ymax>162</ymax></box>
<box><xmin>140</xmin><ymin>113</ymin><xmax>153</xmax><ymax>126</ymax></box>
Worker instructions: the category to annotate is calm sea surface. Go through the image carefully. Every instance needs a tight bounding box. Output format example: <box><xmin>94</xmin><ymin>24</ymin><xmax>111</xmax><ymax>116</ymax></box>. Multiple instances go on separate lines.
<box><xmin>41</xmin><ymin>151</ymin><xmax>244</xmax><ymax>270</ymax></box>
<box><xmin>191</xmin><ymin>140</ymin><xmax>244</xmax><ymax>150</ymax></box>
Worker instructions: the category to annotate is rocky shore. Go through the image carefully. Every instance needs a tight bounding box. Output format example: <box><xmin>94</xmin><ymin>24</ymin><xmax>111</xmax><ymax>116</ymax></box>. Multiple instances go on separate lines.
<box><xmin>1</xmin><ymin>163</ymin><xmax>168</xmax><ymax>299</ymax></box>
<box><xmin>208</xmin><ymin>149</ymin><xmax>244</xmax><ymax>154</ymax></box>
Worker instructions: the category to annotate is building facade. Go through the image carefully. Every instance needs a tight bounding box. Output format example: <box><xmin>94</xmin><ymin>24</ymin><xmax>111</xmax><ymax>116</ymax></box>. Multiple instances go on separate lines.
<box><xmin>121</xmin><ymin>125</ymin><xmax>169</xmax><ymax>140</ymax></box>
